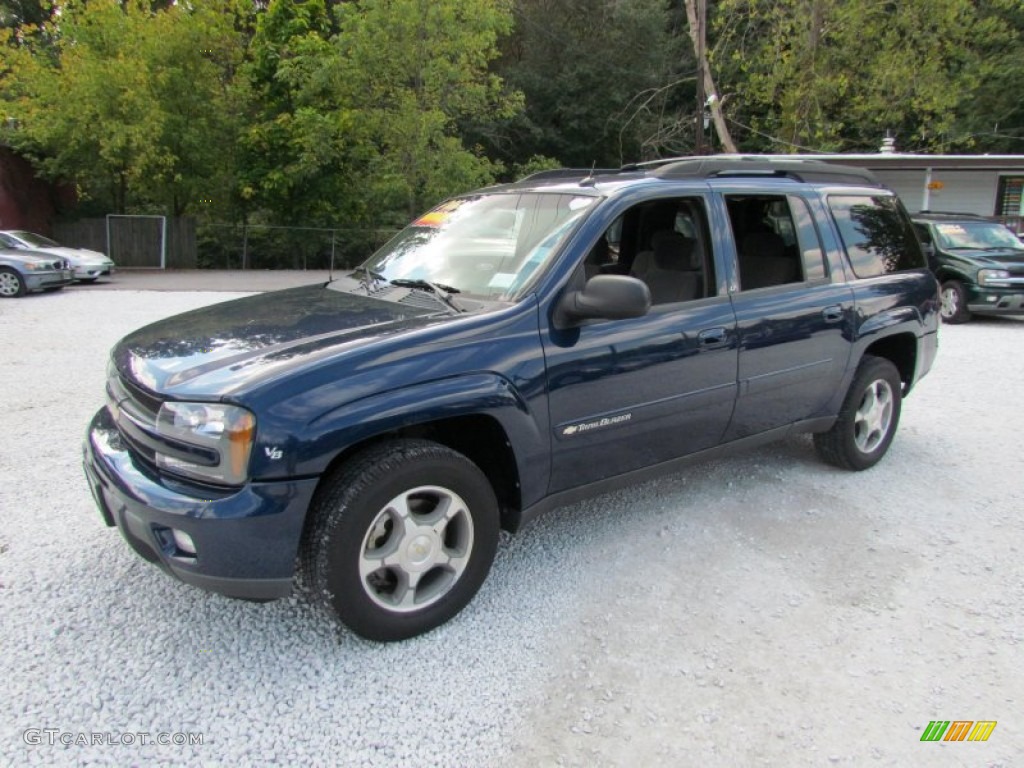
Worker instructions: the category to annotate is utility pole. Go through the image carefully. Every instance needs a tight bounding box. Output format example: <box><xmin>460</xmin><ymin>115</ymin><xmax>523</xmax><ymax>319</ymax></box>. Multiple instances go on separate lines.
<box><xmin>694</xmin><ymin>0</ymin><xmax>707</xmax><ymax>155</ymax></box>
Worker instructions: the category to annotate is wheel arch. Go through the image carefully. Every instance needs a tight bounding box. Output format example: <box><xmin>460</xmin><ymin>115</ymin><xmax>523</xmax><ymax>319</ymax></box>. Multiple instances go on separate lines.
<box><xmin>935</xmin><ymin>266</ymin><xmax>973</xmax><ymax>285</ymax></box>
<box><xmin>313</xmin><ymin>413</ymin><xmax>524</xmax><ymax>534</ymax></box>
<box><xmin>862</xmin><ymin>332</ymin><xmax>917</xmax><ymax>393</ymax></box>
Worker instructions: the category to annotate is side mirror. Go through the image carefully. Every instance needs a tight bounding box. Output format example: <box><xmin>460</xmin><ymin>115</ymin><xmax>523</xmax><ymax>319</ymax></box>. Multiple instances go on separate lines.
<box><xmin>554</xmin><ymin>274</ymin><xmax>651</xmax><ymax>328</ymax></box>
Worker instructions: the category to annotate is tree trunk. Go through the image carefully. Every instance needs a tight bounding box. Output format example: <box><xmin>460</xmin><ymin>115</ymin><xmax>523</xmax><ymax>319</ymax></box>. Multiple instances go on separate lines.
<box><xmin>684</xmin><ymin>0</ymin><xmax>738</xmax><ymax>154</ymax></box>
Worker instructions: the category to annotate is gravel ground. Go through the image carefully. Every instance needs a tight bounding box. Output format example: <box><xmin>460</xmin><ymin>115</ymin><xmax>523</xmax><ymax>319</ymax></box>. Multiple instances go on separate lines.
<box><xmin>0</xmin><ymin>289</ymin><xmax>1021</xmax><ymax>767</ymax></box>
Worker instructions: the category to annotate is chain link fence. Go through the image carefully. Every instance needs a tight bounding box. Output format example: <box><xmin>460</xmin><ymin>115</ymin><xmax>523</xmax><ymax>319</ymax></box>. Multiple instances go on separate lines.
<box><xmin>197</xmin><ymin>223</ymin><xmax>400</xmax><ymax>271</ymax></box>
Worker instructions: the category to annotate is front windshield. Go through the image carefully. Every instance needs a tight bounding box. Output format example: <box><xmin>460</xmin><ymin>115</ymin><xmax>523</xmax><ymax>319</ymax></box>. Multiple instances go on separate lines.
<box><xmin>933</xmin><ymin>221</ymin><xmax>1023</xmax><ymax>250</ymax></box>
<box><xmin>13</xmin><ymin>231</ymin><xmax>61</xmax><ymax>248</ymax></box>
<box><xmin>361</xmin><ymin>192</ymin><xmax>597</xmax><ymax>299</ymax></box>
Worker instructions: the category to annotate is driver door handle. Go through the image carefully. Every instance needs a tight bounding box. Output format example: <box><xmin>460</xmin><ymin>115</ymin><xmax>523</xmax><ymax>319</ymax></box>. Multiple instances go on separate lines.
<box><xmin>697</xmin><ymin>327</ymin><xmax>728</xmax><ymax>349</ymax></box>
<box><xmin>822</xmin><ymin>305</ymin><xmax>843</xmax><ymax>323</ymax></box>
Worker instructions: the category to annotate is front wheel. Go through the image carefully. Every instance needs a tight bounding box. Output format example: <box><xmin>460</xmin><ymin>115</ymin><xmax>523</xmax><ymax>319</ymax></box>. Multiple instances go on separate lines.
<box><xmin>814</xmin><ymin>356</ymin><xmax>902</xmax><ymax>471</ymax></box>
<box><xmin>939</xmin><ymin>280</ymin><xmax>971</xmax><ymax>324</ymax></box>
<box><xmin>302</xmin><ymin>439</ymin><xmax>499</xmax><ymax>641</ymax></box>
<box><xmin>0</xmin><ymin>267</ymin><xmax>26</xmax><ymax>298</ymax></box>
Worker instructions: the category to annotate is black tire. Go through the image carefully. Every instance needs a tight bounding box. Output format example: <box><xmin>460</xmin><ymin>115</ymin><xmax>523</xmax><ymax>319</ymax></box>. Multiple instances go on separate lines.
<box><xmin>939</xmin><ymin>280</ymin><xmax>971</xmax><ymax>324</ymax></box>
<box><xmin>0</xmin><ymin>267</ymin><xmax>26</xmax><ymax>298</ymax></box>
<box><xmin>302</xmin><ymin>439</ymin><xmax>499</xmax><ymax>641</ymax></box>
<box><xmin>78</xmin><ymin>278</ymin><xmax>98</xmax><ymax>284</ymax></box>
<box><xmin>814</xmin><ymin>355</ymin><xmax>902</xmax><ymax>471</ymax></box>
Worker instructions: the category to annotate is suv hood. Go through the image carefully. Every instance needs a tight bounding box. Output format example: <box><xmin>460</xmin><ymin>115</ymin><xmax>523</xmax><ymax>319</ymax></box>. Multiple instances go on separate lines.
<box><xmin>113</xmin><ymin>284</ymin><xmax>445</xmax><ymax>398</ymax></box>
<box><xmin>949</xmin><ymin>248</ymin><xmax>1024</xmax><ymax>268</ymax></box>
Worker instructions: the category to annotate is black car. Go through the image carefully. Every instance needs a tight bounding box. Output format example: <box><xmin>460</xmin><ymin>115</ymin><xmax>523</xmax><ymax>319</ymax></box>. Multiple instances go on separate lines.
<box><xmin>911</xmin><ymin>212</ymin><xmax>1024</xmax><ymax>323</ymax></box>
<box><xmin>85</xmin><ymin>156</ymin><xmax>939</xmax><ymax>641</ymax></box>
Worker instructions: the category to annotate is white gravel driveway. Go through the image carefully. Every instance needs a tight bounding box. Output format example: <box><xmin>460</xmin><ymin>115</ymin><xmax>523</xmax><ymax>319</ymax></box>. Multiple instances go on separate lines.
<box><xmin>1</xmin><ymin>288</ymin><xmax>1021</xmax><ymax>767</ymax></box>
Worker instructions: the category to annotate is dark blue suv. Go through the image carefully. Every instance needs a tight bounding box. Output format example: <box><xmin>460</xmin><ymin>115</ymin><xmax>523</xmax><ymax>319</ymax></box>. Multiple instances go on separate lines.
<box><xmin>84</xmin><ymin>157</ymin><xmax>939</xmax><ymax>640</ymax></box>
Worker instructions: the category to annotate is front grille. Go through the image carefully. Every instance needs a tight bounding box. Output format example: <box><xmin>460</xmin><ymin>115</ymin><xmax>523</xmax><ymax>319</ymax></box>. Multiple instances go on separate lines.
<box><xmin>119</xmin><ymin>374</ymin><xmax>164</xmax><ymax>415</ymax></box>
<box><xmin>106</xmin><ymin>369</ymin><xmax>218</xmax><ymax>471</ymax></box>
<box><xmin>106</xmin><ymin>371</ymin><xmax>162</xmax><ymax>467</ymax></box>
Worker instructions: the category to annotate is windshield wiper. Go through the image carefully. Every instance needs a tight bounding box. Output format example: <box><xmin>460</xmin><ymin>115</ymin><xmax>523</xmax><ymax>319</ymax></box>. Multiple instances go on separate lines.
<box><xmin>389</xmin><ymin>279</ymin><xmax>464</xmax><ymax>313</ymax></box>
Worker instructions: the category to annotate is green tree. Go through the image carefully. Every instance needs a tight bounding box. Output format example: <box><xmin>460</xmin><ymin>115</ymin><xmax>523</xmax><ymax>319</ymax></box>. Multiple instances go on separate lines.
<box><xmin>481</xmin><ymin>0</ymin><xmax>685</xmax><ymax>168</ymax></box>
<box><xmin>948</xmin><ymin>0</ymin><xmax>1024</xmax><ymax>152</ymax></box>
<box><xmin>0</xmin><ymin>0</ymin><xmax>51</xmax><ymax>30</ymax></box>
<box><xmin>334</xmin><ymin>0</ymin><xmax>520</xmax><ymax>220</ymax></box>
<box><xmin>1</xmin><ymin>0</ymin><xmax>248</xmax><ymax>215</ymax></box>
<box><xmin>713</xmin><ymin>0</ymin><xmax>993</xmax><ymax>152</ymax></box>
<box><xmin>238</xmin><ymin>0</ymin><xmax>346</xmax><ymax>225</ymax></box>
<box><xmin>239</xmin><ymin>0</ymin><xmax>517</xmax><ymax>228</ymax></box>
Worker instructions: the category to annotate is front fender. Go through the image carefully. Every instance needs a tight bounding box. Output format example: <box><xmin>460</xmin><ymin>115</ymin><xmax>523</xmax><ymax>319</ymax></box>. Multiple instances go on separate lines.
<box><xmin>935</xmin><ymin>265</ymin><xmax>975</xmax><ymax>285</ymax></box>
<box><xmin>252</xmin><ymin>373</ymin><xmax>550</xmax><ymax>503</ymax></box>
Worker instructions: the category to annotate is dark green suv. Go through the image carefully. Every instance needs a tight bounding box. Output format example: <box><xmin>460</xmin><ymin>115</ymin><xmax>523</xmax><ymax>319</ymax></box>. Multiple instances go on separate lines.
<box><xmin>912</xmin><ymin>212</ymin><xmax>1024</xmax><ymax>323</ymax></box>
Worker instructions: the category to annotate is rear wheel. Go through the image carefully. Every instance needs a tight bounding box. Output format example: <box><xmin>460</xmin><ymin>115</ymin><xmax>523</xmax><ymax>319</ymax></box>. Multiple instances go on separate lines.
<box><xmin>302</xmin><ymin>439</ymin><xmax>499</xmax><ymax>641</ymax></box>
<box><xmin>939</xmin><ymin>280</ymin><xmax>971</xmax><ymax>324</ymax></box>
<box><xmin>814</xmin><ymin>356</ymin><xmax>902</xmax><ymax>471</ymax></box>
<box><xmin>0</xmin><ymin>267</ymin><xmax>26</xmax><ymax>298</ymax></box>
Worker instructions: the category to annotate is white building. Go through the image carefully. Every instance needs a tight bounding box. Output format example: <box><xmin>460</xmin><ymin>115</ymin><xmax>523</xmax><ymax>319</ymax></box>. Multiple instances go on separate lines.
<box><xmin>814</xmin><ymin>153</ymin><xmax>1024</xmax><ymax>230</ymax></box>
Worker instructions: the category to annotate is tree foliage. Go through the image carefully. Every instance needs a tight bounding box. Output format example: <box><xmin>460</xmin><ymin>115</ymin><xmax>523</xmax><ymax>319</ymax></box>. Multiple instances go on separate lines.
<box><xmin>1</xmin><ymin>0</ymin><xmax>246</xmax><ymax>215</ymax></box>
<box><xmin>3</xmin><ymin>0</ymin><xmax>1024</xmax><ymax>239</ymax></box>
<box><xmin>712</xmin><ymin>0</ymin><xmax>1007</xmax><ymax>152</ymax></box>
<box><xmin>480</xmin><ymin>0</ymin><xmax>686</xmax><ymax>168</ymax></box>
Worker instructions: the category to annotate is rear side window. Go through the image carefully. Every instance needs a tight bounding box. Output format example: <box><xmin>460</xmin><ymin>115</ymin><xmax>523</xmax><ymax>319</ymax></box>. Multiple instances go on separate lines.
<box><xmin>828</xmin><ymin>195</ymin><xmax>925</xmax><ymax>278</ymax></box>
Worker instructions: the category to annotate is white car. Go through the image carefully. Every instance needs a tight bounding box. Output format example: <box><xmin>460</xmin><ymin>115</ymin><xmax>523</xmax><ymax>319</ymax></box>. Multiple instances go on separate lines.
<box><xmin>0</xmin><ymin>230</ymin><xmax>115</xmax><ymax>283</ymax></box>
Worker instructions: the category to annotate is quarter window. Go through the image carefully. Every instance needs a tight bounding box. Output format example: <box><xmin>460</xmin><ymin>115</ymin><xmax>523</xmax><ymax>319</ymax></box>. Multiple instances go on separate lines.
<box><xmin>828</xmin><ymin>195</ymin><xmax>925</xmax><ymax>278</ymax></box>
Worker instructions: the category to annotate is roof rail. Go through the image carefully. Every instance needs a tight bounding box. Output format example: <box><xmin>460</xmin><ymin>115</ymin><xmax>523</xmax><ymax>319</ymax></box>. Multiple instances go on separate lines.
<box><xmin>519</xmin><ymin>168</ymin><xmax>621</xmax><ymax>182</ymax></box>
<box><xmin>647</xmin><ymin>156</ymin><xmax>881</xmax><ymax>186</ymax></box>
<box><xmin>915</xmin><ymin>210</ymin><xmax>991</xmax><ymax>218</ymax></box>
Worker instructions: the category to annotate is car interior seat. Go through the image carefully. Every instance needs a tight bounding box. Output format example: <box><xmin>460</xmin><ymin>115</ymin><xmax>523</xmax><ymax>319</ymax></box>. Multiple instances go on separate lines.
<box><xmin>738</xmin><ymin>231</ymin><xmax>800</xmax><ymax>289</ymax></box>
<box><xmin>634</xmin><ymin>231</ymin><xmax>702</xmax><ymax>304</ymax></box>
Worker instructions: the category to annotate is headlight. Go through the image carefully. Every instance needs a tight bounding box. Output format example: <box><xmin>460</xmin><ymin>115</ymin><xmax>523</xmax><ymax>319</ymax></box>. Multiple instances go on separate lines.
<box><xmin>154</xmin><ymin>402</ymin><xmax>256</xmax><ymax>485</ymax></box>
<box><xmin>977</xmin><ymin>269</ymin><xmax>1010</xmax><ymax>286</ymax></box>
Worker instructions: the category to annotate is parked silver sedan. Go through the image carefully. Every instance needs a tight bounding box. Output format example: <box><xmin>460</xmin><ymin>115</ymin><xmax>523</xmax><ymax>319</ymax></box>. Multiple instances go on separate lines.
<box><xmin>0</xmin><ymin>230</ymin><xmax>115</xmax><ymax>283</ymax></box>
<box><xmin>0</xmin><ymin>249</ymin><xmax>74</xmax><ymax>297</ymax></box>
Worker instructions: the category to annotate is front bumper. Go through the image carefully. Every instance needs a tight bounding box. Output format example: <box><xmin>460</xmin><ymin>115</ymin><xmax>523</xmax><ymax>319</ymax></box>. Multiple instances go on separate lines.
<box><xmin>25</xmin><ymin>269</ymin><xmax>74</xmax><ymax>291</ymax></box>
<box><xmin>72</xmin><ymin>263</ymin><xmax>114</xmax><ymax>280</ymax></box>
<box><xmin>83</xmin><ymin>406</ymin><xmax>319</xmax><ymax>600</ymax></box>
<box><xmin>967</xmin><ymin>285</ymin><xmax>1024</xmax><ymax>315</ymax></box>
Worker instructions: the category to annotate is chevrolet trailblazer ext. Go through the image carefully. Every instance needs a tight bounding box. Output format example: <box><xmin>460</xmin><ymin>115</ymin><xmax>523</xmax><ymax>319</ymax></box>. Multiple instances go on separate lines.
<box><xmin>84</xmin><ymin>157</ymin><xmax>939</xmax><ymax>641</ymax></box>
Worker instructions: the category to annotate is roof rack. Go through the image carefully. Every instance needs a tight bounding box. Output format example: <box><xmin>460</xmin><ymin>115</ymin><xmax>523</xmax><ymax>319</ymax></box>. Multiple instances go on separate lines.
<box><xmin>644</xmin><ymin>156</ymin><xmax>881</xmax><ymax>186</ymax></box>
<box><xmin>517</xmin><ymin>155</ymin><xmax>882</xmax><ymax>187</ymax></box>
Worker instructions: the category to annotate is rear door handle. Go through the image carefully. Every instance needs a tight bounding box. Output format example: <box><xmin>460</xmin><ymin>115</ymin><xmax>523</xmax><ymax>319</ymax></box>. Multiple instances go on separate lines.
<box><xmin>822</xmin><ymin>305</ymin><xmax>843</xmax><ymax>323</ymax></box>
<box><xmin>697</xmin><ymin>327</ymin><xmax>728</xmax><ymax>349</ymax></box>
